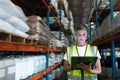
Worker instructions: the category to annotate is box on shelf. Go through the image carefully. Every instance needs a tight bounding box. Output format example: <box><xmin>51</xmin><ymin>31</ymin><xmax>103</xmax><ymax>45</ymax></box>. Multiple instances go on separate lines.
<box><xmin>0</xmin><ymin>60</ymin><xmax>5</xmax><ymax>80</ymax></box>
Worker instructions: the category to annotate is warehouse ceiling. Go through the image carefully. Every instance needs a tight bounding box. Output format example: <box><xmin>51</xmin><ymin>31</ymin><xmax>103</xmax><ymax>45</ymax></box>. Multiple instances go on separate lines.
<box><xmin>68</xmin><ymin>0</ymin><xmax>83</xmax><ymax>28</ymax></box>
<box><xmin>67</xmin><ymin>0</ymin><xmax>90</xmax><ymax>28</ymax></box>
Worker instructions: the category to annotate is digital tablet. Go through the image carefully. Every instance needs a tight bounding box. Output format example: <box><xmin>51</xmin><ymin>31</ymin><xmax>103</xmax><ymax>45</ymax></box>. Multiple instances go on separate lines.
<box><xmin>71</xmin><ymin>56</ymin><xmax>97</xmax><ymax>70</ymax></box>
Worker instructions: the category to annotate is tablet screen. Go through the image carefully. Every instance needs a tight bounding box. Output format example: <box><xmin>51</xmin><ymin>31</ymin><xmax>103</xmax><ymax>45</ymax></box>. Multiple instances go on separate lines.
<box><xmin>71</xmin><ymin>56</ymin><xmax>97</xmax><ymax>70</ymax></box>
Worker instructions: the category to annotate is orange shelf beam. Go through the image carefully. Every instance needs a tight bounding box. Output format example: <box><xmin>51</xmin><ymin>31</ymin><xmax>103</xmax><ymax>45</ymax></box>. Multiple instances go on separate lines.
<box><xmin>92</xmin><ymin>27</ymin><xmax>120</xmax><ymax>46</ymax></box>
<box><xmin>114</xmin><ymin>0</ymin><xmax>120</xmax><ymax>10</ymax></box>
<box><xmin>42</xmin><ymin>0</ymin><xmax>67</xmax><ymax>35</ymax></box>
<box><xmin>0</xmin><ymin>42</ymin><xmax>65</xmax><ymax>52</ymax></box>
<box><xmin>58</xmin><ymin>1</ymin><xmax>67</xmax><ymax>17</ymax></box>
<box><xmin>27</xmin><ymin>61</ymin><xmax>62</xmax><ymax>80</ymax></box>
<box><xmin>90</xmin><ymin>0</ymin><xmax>102</xmax><ymax>22</ymax></box>
<box><xmin>90</xmin><ymin>0</ymin><xmax>120</xmax><ymax>22</ymax></box>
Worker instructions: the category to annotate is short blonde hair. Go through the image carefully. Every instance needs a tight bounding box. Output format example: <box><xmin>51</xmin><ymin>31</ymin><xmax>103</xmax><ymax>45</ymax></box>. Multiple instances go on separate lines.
<box><xmin>75</xmin><ymin>24</ymin><xmax>88</xmax><ymax>32</ymax></box>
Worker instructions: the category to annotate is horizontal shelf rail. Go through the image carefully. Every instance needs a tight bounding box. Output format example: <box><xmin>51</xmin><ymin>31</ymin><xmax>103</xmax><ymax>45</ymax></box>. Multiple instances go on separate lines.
<box><xmin>27</xmin><ymin>61</ymin><xmax>62</xmax><ymax>80</ymax></box>
<box><xmin>0</xmin><ymin>42</ymin><xmax>65</xmax><ymax>52</ymax></box>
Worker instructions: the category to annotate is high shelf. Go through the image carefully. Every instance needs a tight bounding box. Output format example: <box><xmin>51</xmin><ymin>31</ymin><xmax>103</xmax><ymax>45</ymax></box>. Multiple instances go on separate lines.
<box><xmin>42</xmin><ymin>0</ymin><xmax>67</xmax><ymax>35</ymax></box>
<box><xmin>91</xmin><ymin>0</ymin><xmax>120</xmax><ymax>47</ymax></box>
<box><xmin>90</xmin><ymin>0</ymin><xmax>120</xmax><ymax>26</ymax></box>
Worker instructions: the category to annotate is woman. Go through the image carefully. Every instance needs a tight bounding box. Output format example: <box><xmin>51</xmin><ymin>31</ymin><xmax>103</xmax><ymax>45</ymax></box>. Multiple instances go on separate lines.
<box><xmin>63</xmin><ymin>25</ymin><xmax>101</xmax><ymax>80</ymax></box>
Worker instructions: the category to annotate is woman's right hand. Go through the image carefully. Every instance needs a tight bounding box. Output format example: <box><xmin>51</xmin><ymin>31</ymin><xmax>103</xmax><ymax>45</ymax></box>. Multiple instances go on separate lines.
<box><xmin>63</xmin><ymin>60</ymin><xmax>71</xmax><ymax>71</ymax></box>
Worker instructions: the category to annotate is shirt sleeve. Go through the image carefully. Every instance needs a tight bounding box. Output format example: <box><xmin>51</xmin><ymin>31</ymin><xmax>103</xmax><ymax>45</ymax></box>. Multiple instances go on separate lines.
<box><xmin>63</xmin><ymin>53</ymin><xmax>68</xmax><ymax>61</ymax></box>
<box><xmin>96</xmin><ymin>50</ymin><xmax>101</xmax><ymax>59</ymax></box>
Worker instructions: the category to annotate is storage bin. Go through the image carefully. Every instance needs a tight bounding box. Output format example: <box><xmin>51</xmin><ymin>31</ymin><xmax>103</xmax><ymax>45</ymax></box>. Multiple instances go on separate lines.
<box><xmin>55</xmin><ymin>68</ymin><xmax>61</xmax><ymax>78</ymax></box>
<box><xmin>51</xmin><ymin>70</ymin><xmax>56</xmax><ymax>79</ymax></box>
<box><xmin>0</xmin><ymin>60</ymin><xmax>5</xmax><ymax>80</ymax></box>
<box><xmin>4</xmin><ymin>58</ymin><xmax>15</xmax><ymax>80</ymax></box>
<box><xmin>28</xmin><ymin>56</ymin><xmax>34</xmax><ymax>76</ymax></box>
<box><xmin>34</xmin><ymin>56</ymin><xmax>40</xmax><ymax>73</ymax></box>
<box><xmin>48</xmin><ymin>74</ymin><xmax>52</xmax><ymax>80</ymax></box>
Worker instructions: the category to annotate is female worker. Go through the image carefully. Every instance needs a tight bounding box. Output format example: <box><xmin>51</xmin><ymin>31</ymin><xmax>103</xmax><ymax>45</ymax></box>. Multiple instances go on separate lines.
<box><xmin>63</xmin><ymin>25</ymin><xmax>101</xmax><ymax>80</ymax></box>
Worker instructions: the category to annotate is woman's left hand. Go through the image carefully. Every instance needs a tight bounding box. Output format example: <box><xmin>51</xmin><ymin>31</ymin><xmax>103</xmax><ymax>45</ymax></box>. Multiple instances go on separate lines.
<box><xmin>76</xmin><ymin>62</ymin><xmax>93</xmax><ymax>73</ymax></box>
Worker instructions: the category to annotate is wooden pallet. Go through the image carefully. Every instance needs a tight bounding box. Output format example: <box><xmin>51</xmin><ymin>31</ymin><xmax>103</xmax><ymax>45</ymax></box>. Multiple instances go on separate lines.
<box><xmin>0</xmin><ymin>31</ymin><xmax>50</xmax><ymax>47</ymax></box>
<box><xmin>0</xmin><ymin>32</ymin><xmax>25</xmax><ymax>44</ymax></box>
<box><xmin>37</xmin><ymin>41</ymin><xmax>48</xmax><ymax>47</ymax></box>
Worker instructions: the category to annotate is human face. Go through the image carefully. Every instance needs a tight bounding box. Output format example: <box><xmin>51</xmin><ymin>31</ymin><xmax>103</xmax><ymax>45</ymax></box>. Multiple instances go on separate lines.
<box><xmin>76</xmin><ymin>30</ymin><xmax>87</xmax><ymax>46</ymax></box>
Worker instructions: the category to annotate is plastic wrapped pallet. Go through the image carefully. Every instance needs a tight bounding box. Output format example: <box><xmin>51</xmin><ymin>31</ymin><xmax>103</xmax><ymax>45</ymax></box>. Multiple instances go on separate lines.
<box><xmin>27</xmin><ymin>15</ymin><xmax>50</xmax><ymax>43</ymax></box>
<box><xmin>7</xmin><ymin>16</ymin><xmax>30</xmax><ymax>32</ymax></box>
<box><xmin>89</xmin><ymin>8</ymin><xmax>96</xmax><ymax>21</ymax></box>
<box><xmin>91</xmin><ymin>14</ymin><xmax>112</xmax><ymax>41</ymax></box>
<box><xmin>0</xmin><ymin>19</ymin><xmax>29</xmax><ymax>38</ymax></box>
<box><xmin>0</xmin><ymin>60</ymin><xmax>5</xmax><ymax>80</ymax></box>
<box><xmin>62</xmin><ymin>17</ymin><xmax>69</xmax><ymax>30</ymax></box>
<box><xmin>93</xmin><ymin>0</ymin><xmax>108</xmax><ymax>8</ymax></box>
<box><xmin>27</xmin><ymin>15</ymin><xmax>42</xmax><ymax>21</ymax></box>
<box><xmin>0</xmin><ymin>19</ymin><xmax>17</xmax><ymax>34</ymax></box>
<box><xmin>50</xmin><ymin>39</ymin><xmax>63</xmax><ymax>49</ymax></box>
<box><xmin>50</xmin><ymin>0</ymin><xmax>58</xmax><ymax>10</ymax></box>
<box><xmin>26</xmin><ymin>21</ymin><xmax>42</xmax><ymax>35</ymax></box>
<box><xmin>112</xmin><ymin>12</ymin><xmax>120</xmax><ymax>31</ymax></box>
<box><xmin>100</xmin><ymin>15</ymin><xmax>112</xmax><ymax>35</ymax></box>
<box><xmin>0</xmin><ymin>8</ymin><xmax>11</xmax><ymax>20</ymax></box>
<box><xmin>63</xmin><ymin>0</ymin><xmax>68</xmax><ymax>11</ymax></box>
<box><xmin>0</xmin><ymin>0</ymin><xmax>26</xmax><ymax>21</ymax></box>
<box><xmin>43</xmin><ymin>17</ymin><xmax>56</xmax><ymax>24</ymax></box>
<box><xmin>57</xmin><ymin>10</ymin><xmax>65</xmax><ymax>17</ymax></box>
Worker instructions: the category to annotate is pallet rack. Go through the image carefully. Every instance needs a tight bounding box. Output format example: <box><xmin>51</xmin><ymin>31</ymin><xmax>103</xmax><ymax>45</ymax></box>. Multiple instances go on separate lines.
<box><xmin>90</xmin><ymin>0</ymin><xmax>120</xmax><ymax>80</ymax></box>
<box><xmin>0</xmin><ymin>0</ymin><xmax>68</xmax><ymax>80</ymax></box>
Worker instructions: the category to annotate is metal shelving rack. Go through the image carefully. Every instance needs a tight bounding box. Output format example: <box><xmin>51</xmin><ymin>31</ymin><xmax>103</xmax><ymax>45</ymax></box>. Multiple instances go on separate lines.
<box><xmin>27</xmin><ymin>0</ymin><xmax>67</xmax><ymax>80</ymax></box>
<box><xmin>0</xmin><ymin>0</ymin><xmax>68</xmax><ymax>80</ymax></box>
<box><xmin>90</xmin><ymin>0</ymin><xmax>120</xmax><ymax>80</ymax></box>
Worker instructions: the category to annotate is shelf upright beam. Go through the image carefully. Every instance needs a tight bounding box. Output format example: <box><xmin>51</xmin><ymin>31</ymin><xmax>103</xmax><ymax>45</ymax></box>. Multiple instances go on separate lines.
<box><xmin>46</xmin><ymin>10</ymin><xmax>50</xmax><ymax>27</ymax></box>
<box><xmin>45</xmin><ymin>8</ymin><xmax>50</xmax><ymax>80</ymax></box>
<box><xmin>89</xmin><ymin>0</ymin><xmax>93</xmax><ymax>43</ymax></box>
<box><xmin>89</xmin><ymin>23</ymin><xmax>92</xmax><ymax>43</ymax></box>
<box><xmin>45</xmin><ymin>52</ymin><xmax>49</xmax><ymax>80</ymax></box>
<box><xmin>111</xmin><ymin>41</ymin><xmax>116</xmax><ymax>80</ymax></box>
<box><xmin>110</xmin><ymin>0</ymin><xmax>116</xmax><ymax>80</ymax></box>
<box><xmin>95</xmin><ymin>0</ymin><xmax>99</xmax><ymax>28</ymax></box>
<box><xmin>59</xmin><ymin>0</ymin><xmax>62</xmax><ymax>41</ymax></box>
<box><xmin>59</xmin><ymin>1</ymin><xmax>62</xmax><ymax>75</ymax></box>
